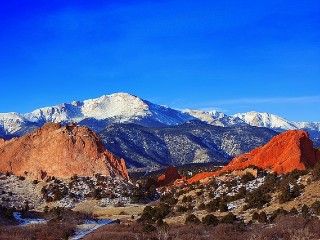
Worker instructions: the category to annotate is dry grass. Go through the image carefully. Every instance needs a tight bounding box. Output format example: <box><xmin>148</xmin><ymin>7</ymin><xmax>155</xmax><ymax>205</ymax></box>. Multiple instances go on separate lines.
<box><xmin>83</xmin><ymin>215</ymin><xmax>320</xmax><ymax>240</ymax></box>
<box><xmin>0</xmin><ymin>222</ymin><xmax>76</xmax><ymax>240</ymax></box>
<box><xmin>73</xmin><ymin>200</ymin><xmax>145</xmax><ymax>219</ymax></box>
<box><xmin>263</xmin><ymin>177</ymin><xmax>320</xmax><ymax>214</ymax></box>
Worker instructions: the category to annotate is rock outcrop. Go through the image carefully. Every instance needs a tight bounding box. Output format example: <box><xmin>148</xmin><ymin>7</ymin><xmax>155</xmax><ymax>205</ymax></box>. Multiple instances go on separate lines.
<box><xmin>0</xmin><ymin>123</ymin><xmax>129</xmax><ymax>180</ymax></box>
<box><xmin>188</xmin><ymin>130</ymin><xmax>320</xmax><ymax>183</ymax></box>
<box><xmin>157</xmin><ymin>166</ymin><xmax>181</xmax><ymax>186</ymax></box>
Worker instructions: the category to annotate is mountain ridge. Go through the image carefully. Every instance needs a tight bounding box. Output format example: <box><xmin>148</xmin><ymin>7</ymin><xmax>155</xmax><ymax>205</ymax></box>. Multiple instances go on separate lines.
<box><xmin>98</xmin><ymin>121</ymin><xmax>277</xmax><ymax>168</ymax></box>
<box><xmin>0</xmin><ymin>93</ymin><xmax>319</xmax><ymax>146</ymax></box>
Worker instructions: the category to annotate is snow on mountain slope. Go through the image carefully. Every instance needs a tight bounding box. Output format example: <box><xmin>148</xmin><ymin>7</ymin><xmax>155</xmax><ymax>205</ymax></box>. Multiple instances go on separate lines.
<box><xmin>184</xmin><ymin>110</ymin><xmax>245</xmax><ymax>127</ymax></box>
<box><xmin>234</xmin><ymin>111</ymin><xmax>320</xmax><ymax>146</ymax></box>
<box><xmin>0</xmin><ymin>93</ymin><xmax>319</xmax><ymax>145</ymax></box>
<box><xmin>0</xmin><ymin>93</ymin><xmax>194</xmax><ymax>135</ymax></box>
<box><xmin>233</xmin><ymin>111</ymin><xmax>298</xmax><ymax>130</ymax></box>
<box><xmin>0</xmin><ymin>113</ymin><xmax>29</xmax><ymax>134</ymax></box>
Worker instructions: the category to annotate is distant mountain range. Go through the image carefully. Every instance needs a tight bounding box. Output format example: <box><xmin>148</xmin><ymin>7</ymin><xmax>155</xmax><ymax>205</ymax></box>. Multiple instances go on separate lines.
<box><xmin>0</xmin><ymin>92</ymin><xmax>319</xmax><ymax>169</ymax></box>
<box><xmin>99</xmin><ymin>121</ymin><xmax>277</xmax><ymax>168</ymax></box>
<box><xmin>0</xmin><ymin>93</ymin><xmax>193</xmax><ymax>138</ymax></box>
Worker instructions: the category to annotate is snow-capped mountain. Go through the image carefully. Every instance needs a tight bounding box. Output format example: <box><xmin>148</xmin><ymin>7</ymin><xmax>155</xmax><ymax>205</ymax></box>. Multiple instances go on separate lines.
<box><xmin>0</xmin><ymin>93</ymin><xmax>194</xmax><ymax>136</ymax></box>
<box><xmin>234</xmin><ymin>111</ymin><xmax>320</xmax><ymax>145</ymax></box>
<box><xmin>184</xmin><ymin>110</ymin><xmax>246</xmax><ymax>127</ymax></box>
<box><xmin>234</xmin><ymin>111</ymin><xmax>320</xmax><ymax>131</ymax></box>
<box><xmin>233</xmin><ymin>112</ymin><xmax>298</xmax><ymax>131</ymax></box>
<box><xmin>0</xmin><ymin>93</ymin><xmax>319</xmax><ymax>146</ymax></box>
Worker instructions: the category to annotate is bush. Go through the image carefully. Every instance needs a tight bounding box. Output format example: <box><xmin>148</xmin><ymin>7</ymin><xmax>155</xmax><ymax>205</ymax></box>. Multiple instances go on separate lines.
<box><xmin>278</xmin><ymin>184</ymin><xmax>291</xmax><ymax>203</ymax></box>
<box><xmin>219</xmin><ymin>201</ymin><xmax>228</xmax><ymax>212</ymax></box>
<box><xmin>160</xmin><ymin>193</ymin><xmax>178</xmax><ymax>206</ymax></box>
<box><xmin>244</xmin><ymin>187</ymin><xmax>271</xmax><ymax>210</ymax></box>
<box><xmin>177</xmin><ymin>205</ymin><xmax>188</xmax><ymax>213</ymax></box>
<box><xmin>182</xmin><ymin>195</ymin><xmax>192</xmax><ymax>203</ymax></box>
<box><xmin>240</xmin><ymin>172</ymin><xmax>255</xmax><ymax>184</ymax></box>
<box><xmin>139</xmin><ymin>204</ymin><xmax>171</xmax><ymax>223</ymax></box>
<box><xmin>312</xmin><ymin>162</ymin><xmax>320</xmax><ymax>180</ymax></box>
<box><xmin>259</xmin><ymin>211</ymin><xmax>268</xmax><ymax>223</ymax></box>
<box><xmin>290</xmin><ymin>207</ymin><xmax>298</xmax><ymax>215</ymax></box>
<box><xmin>270</xmin><ymin>208</ymin><xmax>288</xmax><ymax>222</ymax></box>
<box><xmin>142</xmin><ymin>224</ymin><xmax>156</xmax><ymax>233</ymax></box>
<box><xmin>139</xmin><ymin>206</ymin><xmax>156</xmax><ymax>222</ymax></box>
<box><xmin>220</xmin><ymin>213</ymin><xmax>236</xmax><ymax>224</ymax></box>
<box><xmin>202</xmin><ymin>214</ymin><xmax>219</xmax><ymax>226</ymax></box>
<box><xmin>302</xmin><ymin>204</ymin><xmax>310</xmax><ymax>217</ymax></box>
<box><xmin>252</xmin><ymin>212</ymin><xmax>259</xmax><ymax>221</ymax></box>
<box><xmin>278</xmin><ymin>183</ymin><xmax>301</xmax><ymax>204</ymax></box>
<box><xmin>206</xmin><ymin>198</ymin><xmax>220</xmax><ymax>212</ymax></box>
<box><xmin>185</xmin><ymin>214</ymin><xmax>201</xmax><ymax>225</ymax></box>
<box><xmin>311</xmin><ymin>201</ymin><xmax>320</xmax><ymax>215</ymax></box>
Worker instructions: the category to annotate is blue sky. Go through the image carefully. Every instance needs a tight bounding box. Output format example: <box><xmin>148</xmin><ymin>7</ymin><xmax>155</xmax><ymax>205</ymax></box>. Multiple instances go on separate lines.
<box><xmin>0</xmin><ymin>0</ymin><xmax>319</xmax><ymax>121</ymax></box>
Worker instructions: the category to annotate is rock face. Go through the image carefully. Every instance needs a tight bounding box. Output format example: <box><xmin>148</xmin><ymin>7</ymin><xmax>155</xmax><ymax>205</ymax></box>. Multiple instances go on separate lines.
<box><xmin>157</xmin><ymin>166</ymin><xmax>181</xmax><ymax>186</ymax></box>
<box><xmin>223</xmin><ymin>130</ymin><xmax>320</xmax><ymax>174</ymax></box>
<box><xmin>0</xmin><ymin>123</ymin><xmax>129</xmax><ymax>180</ymax></box>
<box><xmin>188</xmin><ymin>130</ymin><xmax>320</xmax><ymax>183</ymax></box>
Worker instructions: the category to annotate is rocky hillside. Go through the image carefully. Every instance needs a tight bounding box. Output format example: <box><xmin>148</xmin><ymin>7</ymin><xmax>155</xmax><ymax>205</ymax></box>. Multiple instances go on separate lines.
<box><xmin>0</xmin><ymin>122</ymin><xmax>129</xmax><ymax>180</ymax></box>
<box><xmin>189</xmin><ymin>130</ymin><xmax>320</xmax><ymax>183</ymax></box>
<box><xmin>99</xmin><ymin>121</ymin><xmax>277</xmax><ymax>168</ymax></box>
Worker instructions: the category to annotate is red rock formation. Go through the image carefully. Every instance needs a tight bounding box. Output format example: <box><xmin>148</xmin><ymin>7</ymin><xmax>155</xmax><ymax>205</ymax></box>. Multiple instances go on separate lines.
<box><xmin>188</xmin><ymin>130</ymin><xmax>320</xmax><ymax>183</ymax></box>
<box><xmin>0</xmin><ymin>122</ymin><xmax>129</xmax><ymax>180</ymax></box>
<box><xmin>0</xmin><ymin>138</ymin><xmax>5</xmax><ymax>148</ymax></box>
<box><xmin>173</xmin><ymin>176</ymin><xmax>187</xmax><ymax>187</ymax></box>
<box><xmin>188</xmin><ymin>172</ymin><xmax>218</xmax><ymax>184</ymax></box>
<box><xmin>157</xmin><ymin>166</ymin><xmax>182</xmax><ymax>186</ymax></box>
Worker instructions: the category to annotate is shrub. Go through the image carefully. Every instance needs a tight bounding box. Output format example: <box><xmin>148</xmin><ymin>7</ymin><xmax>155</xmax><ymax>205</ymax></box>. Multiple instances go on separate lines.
<box><xmin>244</xmin><ymin>187</ymin><xmax>271</xmax><ymax>210</ymax></box>
<box><xmin>182</xmin><ymin>195</ymin><xmax>192</xmax><ymax>203</ymax></box>
<box><xmin>202</xmin><ymin>214</ymin><xmax>219</xmax><ymax>226</ymax></box>
<box><xmin>185</xmin><ymin>214</ymin><xmax>201</xmax><ymax>225</ymax></box>
<box><xmin>220</xmin><ymin>213</ymin><xmax>236</xmax><ymax>224</ymax></box>
<box><xmin>139</xmin><ymin>206</ymin><xmax>156</xmax><ymax>222</ymax></box>
<box><xmin>160</xmin><ymin>193</ymin><xmax>178</xmax><ymax>206</ymax></box>
<box><xmin>259</xmin><ymin>211</ymin><xmax>268</xmax><ymax>223</ymax></box>
<box><xmin>278</xmin><ymin>183</ymin><xmax>301</xmax><ymax>204</ymax></box>
<box><xmin>139</xmin><ymin>204</ymin><xmax>171</xmax><ymax>223</ymax></box>
<box><xmin>240</xmin><ymin>172</ymin><xmax>255</xmax><ymax>184</ymax></box>
<box><xmin>18</xmin><ymin>176</ymin><xmax>25</xmax><ymax>181</ymax></box>
<box><xmin>198</xmin><ymin>202</ymin><xmax>206</xmax><ymax>210</ymax></box>
<box><xmin>270</xmin><ymin>208</ymin><xmax>288</xmax><ymax>222</ymax></box>
<box><xmin>206</xmin><ymin>198</ymin><xmax>220</xmax><ymax>212</ymax></box>
<box><xmin>177</xmin><ymin>205</ymin><xmax>188</xmax><ymax>213</ymax></box>
<box><xmin>142</xmin><ymin>224</ymin><xmax>156</xmax><ymax>233</ymax></box>
<box><xmin>252</xmin><ymin>212</ymin><xmax>259</xmax><ymax>221</ymax></box>
<box><xmin>311</xmin><ymin>201</ymin><xmax>320</xmax><ymax>215</ymax></box>
<box><xmin>302</xmin><ymin>204</ymin><xmax>310</xmax><ymax>217</ymax></box>
<box><xmin>290</xmin><ymin>207</ymin><xmax>298</xmax><ymax>215</ymax></box>
<box><xmin>219</xmin><ymin>201</ymin><xmax>228</xmax><ymax>212</ymax></box>
<box><xmin>278</xmin><ymin>184</ymin><xmax>291</xmax><ymax>203</ymax></box>
<box><xmin>313</xmin><ymin>162</ymin><xmax>320</xmax><ymax>180</ymax></box>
